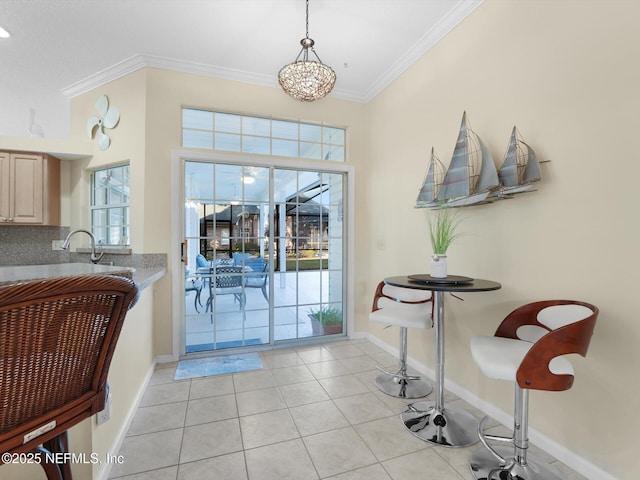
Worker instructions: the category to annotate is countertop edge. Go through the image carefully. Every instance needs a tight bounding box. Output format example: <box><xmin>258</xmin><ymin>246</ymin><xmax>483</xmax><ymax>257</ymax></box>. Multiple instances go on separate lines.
<box><xmin>133</xmin><ymin>267</ymin><xmax>167</xmax><ymax>290</ymax></box>
<box><xmin>0</xmin><ymin>266</ymin><xmax>167</xmax><ymax>291</ymax></box>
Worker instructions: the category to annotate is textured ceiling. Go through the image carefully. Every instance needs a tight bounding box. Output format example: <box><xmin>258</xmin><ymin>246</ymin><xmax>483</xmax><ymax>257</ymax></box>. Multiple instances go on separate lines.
<box><xmin>0</xmin><ymin>0</ymin><xmax>482</xmax><ymax>138</ymax></box>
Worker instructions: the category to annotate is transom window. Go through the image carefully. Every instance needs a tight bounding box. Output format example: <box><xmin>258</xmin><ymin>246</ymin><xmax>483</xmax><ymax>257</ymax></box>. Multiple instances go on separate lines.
<box><xmin>182</xmin><ymin>109</ymin><xmax>346</xmax><ymax>161</ymax></box>
<box><xmin>90</xmin><ymin>164</ymin><xmax>130</xmax><ymax>246</ymax></box>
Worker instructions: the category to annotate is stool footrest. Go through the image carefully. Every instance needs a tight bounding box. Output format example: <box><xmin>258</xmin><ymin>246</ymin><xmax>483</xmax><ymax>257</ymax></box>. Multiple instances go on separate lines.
<box><xmin>375</xmin><ymin>372</ymin><xmax>431</xmax><ymax>399</ymax></box>
<box><xmin>478</xmin><ymin>416</ymin><xmax>508</xmax><ymax>464</ymax></box>
<box><xmin>375</xmin><ymin>365</ymin><xmax>421</xmax><ymax>381</ymax></box>
<box><xmin>471</xmin><ymin>445</ymin><xmax>564</xmax><ymax>480</ymax></box>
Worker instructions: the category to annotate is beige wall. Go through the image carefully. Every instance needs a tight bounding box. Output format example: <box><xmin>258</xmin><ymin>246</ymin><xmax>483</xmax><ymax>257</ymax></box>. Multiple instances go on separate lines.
<box><xmin>67</xmin><ymin>70</ymin><xmax>148</xmax><ymax>252</ymax></box>
<box><xmin>363</xmin><ymin>1</ymin><xmax>639</xmax><ymax>479</ymax></box>
<box><xmin>139</xmin><ymin>68</ymin><xmax>369</xmax><ymax>355</ymax></box>
<box><xmin>17</xmin><ymin>1</ymin><xmax>632</xmax><ymax>478</ymax></box>
<box><xmin>54</xmin><ymin>65</ymin><xmax>367</xmax><ymax>480</ymax></box>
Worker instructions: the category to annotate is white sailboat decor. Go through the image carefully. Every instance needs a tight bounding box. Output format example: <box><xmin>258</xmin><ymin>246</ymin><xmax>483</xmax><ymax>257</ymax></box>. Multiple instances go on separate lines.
<box><xmin>436</xmin><ymin>111</ymin><xmax>499</xmax><ymax>208</ymax></box>
<box><xmin>415</xmin><ymin>147</ymin><xmax>445</xmax><ymax>209</ymax></box>
<box><xmin>494</xmin><ymin>126</ymin><xmax>542</xmax><ymax>196</ymax></box>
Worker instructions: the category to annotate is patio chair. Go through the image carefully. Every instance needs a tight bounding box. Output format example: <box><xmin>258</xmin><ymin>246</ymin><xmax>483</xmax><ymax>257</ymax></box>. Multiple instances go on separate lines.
<box><xmin>0</xmin><ymin>275</ymin><xmax>138</xmax><ymax>480</ymax></box>
<box><xmin>232</xmin><ymin>252</ymin><xmax>250</xmax><ymax>267</ymax></box>
<box><xmin>185</xmin><ymin>268</ymin><xmax>203</xmax><ymax>313</ymax></box>
<box><xmin>245</xmin><ymin>260</ymin><xmax>269</xmax><ymax>302</ymax></box>
<box><xmin>206</xmin><ymin>266</ymin><xmax>245</xmax><ymax>318</ymax></box>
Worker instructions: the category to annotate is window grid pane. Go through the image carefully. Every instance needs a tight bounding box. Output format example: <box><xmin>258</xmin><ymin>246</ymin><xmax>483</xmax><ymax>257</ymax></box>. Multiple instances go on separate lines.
<box><xmin>182</xmin><ymin>108</ymin><xmax>345</xmax><ymax>162</ymax></box>
<box><xmin>90</xmin><ymin>164</ymin><xmax>130</xmax><ymax>246</ymax></box>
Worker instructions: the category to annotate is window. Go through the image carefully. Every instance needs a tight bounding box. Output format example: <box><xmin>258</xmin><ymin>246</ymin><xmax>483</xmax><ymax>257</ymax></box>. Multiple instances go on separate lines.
<box><xmin>182</xmin><ymin>109</ymin><xmax>346</xmax><ymax>162</ymax></box>
<box><xmin>90</xmin><ymin>164</ymin><xmax>130</xmax><ymax>246</ymax></box>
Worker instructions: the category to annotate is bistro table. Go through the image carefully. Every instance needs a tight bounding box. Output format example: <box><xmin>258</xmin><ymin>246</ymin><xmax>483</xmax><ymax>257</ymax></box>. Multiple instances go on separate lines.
<box><xmin>384</xmin><ymin>275</ymin><xmax>501</xmax><ymax>448</ymax></box>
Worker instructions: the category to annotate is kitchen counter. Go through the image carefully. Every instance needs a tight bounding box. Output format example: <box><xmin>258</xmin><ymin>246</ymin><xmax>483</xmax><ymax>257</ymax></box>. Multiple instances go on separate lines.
<box><xmin>0</xmin><ymin>263</ymin><xmax>165</xmax><ymax>290</ymax></box>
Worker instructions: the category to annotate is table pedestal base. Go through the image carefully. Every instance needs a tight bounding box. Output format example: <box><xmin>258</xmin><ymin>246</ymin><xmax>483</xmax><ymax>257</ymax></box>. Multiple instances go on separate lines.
<box><xmin>401</xmin><ymin>400</ymin><xmax>479</xmax><ymax>447</ymax></box>
<box><xmin>470</xmin><ymin>446</ymin><xmax>564</xmax><ymax>480</ymax></box>
<box><xmin>375</xmin><ymin>373</ymin><xmax>431</xmax><ymax>399</ymax></box>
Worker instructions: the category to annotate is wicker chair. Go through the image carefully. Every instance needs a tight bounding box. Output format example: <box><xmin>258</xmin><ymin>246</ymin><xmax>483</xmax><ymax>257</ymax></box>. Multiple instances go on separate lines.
<box><xmin>0</xmin><ymin>274</ymin><xmax>139</xmax><ymax>480</ymax></box>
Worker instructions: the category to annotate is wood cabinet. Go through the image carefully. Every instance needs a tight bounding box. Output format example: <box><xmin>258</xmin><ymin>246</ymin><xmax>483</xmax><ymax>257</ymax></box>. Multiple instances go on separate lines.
<box><xmin>0</xmin><ymin>151</ymin><xmax>60</xmax><ymax>225</ymax></box>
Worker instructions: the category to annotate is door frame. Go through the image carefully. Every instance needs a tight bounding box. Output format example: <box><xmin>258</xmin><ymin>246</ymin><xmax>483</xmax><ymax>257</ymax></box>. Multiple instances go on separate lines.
<box><xmin>170</xmin><ymin>149</ymin><xmax>355</xmax><ymax>360</ymax></box>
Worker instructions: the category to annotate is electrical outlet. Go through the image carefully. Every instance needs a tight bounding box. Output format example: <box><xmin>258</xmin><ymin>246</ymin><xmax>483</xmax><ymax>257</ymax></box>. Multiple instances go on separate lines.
<box><xmin>96</xmin><ymin>393</ymin><xmax>112</xmax><ymax>425</ymax></box>
<box><xmin>52</xmin><ymin>240</ymin><xmax>65</xmax><ymax>251</ymax></box>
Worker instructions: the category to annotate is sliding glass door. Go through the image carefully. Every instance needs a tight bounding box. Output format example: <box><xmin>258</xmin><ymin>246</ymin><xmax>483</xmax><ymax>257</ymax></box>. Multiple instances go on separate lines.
<box><xmin>183</xmin><ymin>160</ymin><xmax>345</xmax><ymax>354</ymax></box>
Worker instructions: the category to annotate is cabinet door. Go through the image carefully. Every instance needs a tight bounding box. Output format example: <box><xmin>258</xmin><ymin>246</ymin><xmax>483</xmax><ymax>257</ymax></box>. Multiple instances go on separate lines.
<box><xmin>0</xmin><ymin>152</ymin><xmax>9</xmax><ymax>221</ymax></box>
<box><xmin>10</xmin><ymin>153</ymin><xmax>44</xmax><ymax>224</ymax></box>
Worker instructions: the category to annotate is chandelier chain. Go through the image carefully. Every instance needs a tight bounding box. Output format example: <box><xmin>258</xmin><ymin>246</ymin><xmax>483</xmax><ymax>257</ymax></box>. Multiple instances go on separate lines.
<box><xmin>305</xmin><ymin>0</ymin><xmax>310</xmax><ymax>39</ymax></box>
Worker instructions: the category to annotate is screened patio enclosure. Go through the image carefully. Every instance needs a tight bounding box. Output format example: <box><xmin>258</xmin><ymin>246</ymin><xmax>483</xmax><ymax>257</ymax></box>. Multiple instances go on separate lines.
<box><xmin>183</xmin><ymin>161</ymin><xmax>346</xmax><ymax>354</ymax></box>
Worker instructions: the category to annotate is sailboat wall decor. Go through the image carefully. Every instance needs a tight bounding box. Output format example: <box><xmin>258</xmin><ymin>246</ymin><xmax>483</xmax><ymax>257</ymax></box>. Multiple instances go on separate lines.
<box><xmin>415</xmin><ymin>113</ymin><xmax>547</xmax><ymax>210</ymax></box>
<box><xmin>416</xmin><ymin>111</ymin><xmax>500</xmax><ymax>209</ymax></box>
<box><xmin>415</xmin><ymin>147</ymin><xmax>446</xmax><ymax>208</ymax></box>
<box><xmin>494</xmin><ymin>126</ymin><xmax>542</xmax><ymax>197</ymax></box>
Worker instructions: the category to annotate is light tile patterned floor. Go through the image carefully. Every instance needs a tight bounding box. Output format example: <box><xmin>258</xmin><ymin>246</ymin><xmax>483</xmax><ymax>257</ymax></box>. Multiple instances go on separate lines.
<box><xmin>108</xmin><ymin>339</ymin><xmax>588</xmax><ymax>480</ymax></box>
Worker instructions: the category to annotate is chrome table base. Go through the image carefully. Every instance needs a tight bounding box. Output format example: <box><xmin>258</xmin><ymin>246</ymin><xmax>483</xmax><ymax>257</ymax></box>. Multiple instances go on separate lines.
<box><xmin>375</xmin><ymin>373</ymin><xmax>432</xmax><ymax>399</ymax></box>
<box><xmin>382</xmin><ymin>279</ymin><xmax>501</xmax><ymax>449</ymax></box>
<box><xmin>470</xmin><ymin>446</ymin><xmax>564</xmax><ymax>480</ymax></box>
<box><xmin>401</xmin><ymin>401</ymin><xmax>479</xmax><ymax>447</ymax></box>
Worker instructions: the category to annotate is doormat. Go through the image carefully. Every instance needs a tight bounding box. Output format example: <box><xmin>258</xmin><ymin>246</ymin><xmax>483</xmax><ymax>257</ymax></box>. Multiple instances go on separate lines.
<box><xmin>186</xmin><ymin>338</ymin><xmax>263</xmax><ymax>354</ymax></box>
<box><xmin>174</xmin><ymin>353</ymin><xmax>263</xmax><ymax>380</ymax></box>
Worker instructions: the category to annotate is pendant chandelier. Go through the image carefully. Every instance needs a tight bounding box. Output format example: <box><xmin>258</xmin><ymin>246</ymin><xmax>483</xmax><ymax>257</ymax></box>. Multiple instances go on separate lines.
<box><xmin>278</xmin><ymin>0</ymin><xmax>336</xmax><ymax>102</ymax></box>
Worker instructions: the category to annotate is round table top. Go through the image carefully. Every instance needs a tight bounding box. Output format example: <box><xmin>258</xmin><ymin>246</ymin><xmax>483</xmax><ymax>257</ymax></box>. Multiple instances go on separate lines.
<box><xmin>384</xmin><ymin>275</ymin><xmax>501</xmax><ymax>293</ymax></box>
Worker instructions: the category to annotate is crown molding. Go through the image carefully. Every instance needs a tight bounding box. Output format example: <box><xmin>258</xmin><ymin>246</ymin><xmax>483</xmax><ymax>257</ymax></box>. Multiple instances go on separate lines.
<box><xmin>62</xmin><ymin>53</ymin><xmax>370</xmax><ymax>103</ymax></box>
<box><xmin>61</xmin><ymin>0</ymin><xmax>483</xmax><ymax>104</ymax></box>
<box><xmin>362</xmin><ymin>0</ymin><xmax>484</xmax><ymax>102</ymax></box>
<box><xmin>61</xmin><ymin>56</ymin><xmax>146</xmax><ymax>98</ymax></box>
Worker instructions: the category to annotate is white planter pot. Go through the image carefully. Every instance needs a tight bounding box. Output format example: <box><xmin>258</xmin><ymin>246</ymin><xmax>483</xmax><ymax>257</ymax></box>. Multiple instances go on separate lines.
<box><xmin>431</xmin><ymin>254</ymin><xmax>448</xmax><ymax>278</ymax></box>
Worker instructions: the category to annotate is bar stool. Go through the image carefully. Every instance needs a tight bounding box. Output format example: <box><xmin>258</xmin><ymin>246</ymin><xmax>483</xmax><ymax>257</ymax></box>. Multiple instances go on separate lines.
<box><xmin>0</xmin><ymin>275</ymin><xmax>138</xmax><ymax>480</ymax></box>
<box><xmin>369</xmin><ymin>281</ymin><xmax>433</xmax><ymax>399</ymax></box>
<box><xmin>469</xmin><ymin>300</ymin><xmax>598</xmax><ymax>480</ymax></box>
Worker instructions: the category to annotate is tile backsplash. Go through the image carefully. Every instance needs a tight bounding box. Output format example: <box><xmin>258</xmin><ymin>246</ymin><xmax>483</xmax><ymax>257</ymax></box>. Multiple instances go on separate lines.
<box><xmin>0</xmin><ymin>226</ymin><xmax>166</xmax><ymax>268</ymax></box>
<box><xmin>0</xmin><ymin>225</ymin><xmax>70</xmax><ymax>265</ymax></box>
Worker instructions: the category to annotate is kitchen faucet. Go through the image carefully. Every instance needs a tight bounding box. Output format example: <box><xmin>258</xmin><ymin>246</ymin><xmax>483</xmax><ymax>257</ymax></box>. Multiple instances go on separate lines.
<box><xmin>61</xmin><ymin>229</ymin><xmax>104</xmax><ymax>264</ymax></box>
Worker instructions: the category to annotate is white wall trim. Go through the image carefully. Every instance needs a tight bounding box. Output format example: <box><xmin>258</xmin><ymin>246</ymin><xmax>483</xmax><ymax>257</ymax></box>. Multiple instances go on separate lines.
<box><xmin>363</xmin><ymin>0</ymin><xmax>484</xmax><ymax>101</ymax></box>
<box><xmin>60</xmin><ymin>53</ymin><xmax>367</xmax><ymax>102</ymax></box>
<box><xmin>171</xmin><ymin>149</ymin><xmax>355</xmax><ymax>360</ymax></box>
<box><xmin>60</xmin><ymin>0</ymin><xmax>483</xmax><ymax>104</ymax></box>
<box><xmin>95</xmin><ymin>359</ymin><xmax>157</xmax><ymax>480</ymax></box>
<box><xmin>358</xmin><ymin>330</ymin><xmax>618</xmax><ymax>480</ymax></box>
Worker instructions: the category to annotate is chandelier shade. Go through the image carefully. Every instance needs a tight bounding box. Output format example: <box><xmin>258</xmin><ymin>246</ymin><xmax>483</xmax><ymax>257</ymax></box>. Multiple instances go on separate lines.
<box><xmin>279</xmin><ymin>0</ymin><xmax>336</xmax><ymax>102</ymax></box>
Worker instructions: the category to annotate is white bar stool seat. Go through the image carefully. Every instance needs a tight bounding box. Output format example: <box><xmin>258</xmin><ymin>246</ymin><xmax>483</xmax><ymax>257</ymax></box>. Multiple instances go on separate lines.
<box><xmin>369</xmin><ymin>282</ymin><xmax>433</xmax><ymax>399</ymax></box>
<box><xmin>469</xmin><ymin>300</ymin><xmax>598</xmax><ymax>480</ymax></box>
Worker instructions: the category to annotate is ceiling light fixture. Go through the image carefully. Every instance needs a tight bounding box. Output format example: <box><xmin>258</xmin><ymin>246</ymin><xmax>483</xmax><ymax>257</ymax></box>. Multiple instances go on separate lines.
<box><xmin>278</xmin><ymin>0</ymin><xmax>336</xmax><ymax>102</ymax></box>
<box><xmin>0</xmin><ymin>27</ymin><xmax>10</xmax><ymax>38</ymax></box>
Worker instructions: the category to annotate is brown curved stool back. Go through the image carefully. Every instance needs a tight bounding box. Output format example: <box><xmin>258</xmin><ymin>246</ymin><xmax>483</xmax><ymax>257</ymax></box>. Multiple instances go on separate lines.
<box><xmin>369</xmin><ymin>281</ymin><xmax>434</xmax><ymax>399</ymax></box>
<box><xmin>494</xmin><ymin>299</ymin><xmax>598</xmax><ymax>391</ymax></box>
<box><xmin>470</xmin><ymin>299</ymin><xmax>599</xmax><ymax>480</ymax></box>
<box><xmin>0</xmin><ymin>275</ymin><xmax>139</xmax><ymax>480</ymax></box>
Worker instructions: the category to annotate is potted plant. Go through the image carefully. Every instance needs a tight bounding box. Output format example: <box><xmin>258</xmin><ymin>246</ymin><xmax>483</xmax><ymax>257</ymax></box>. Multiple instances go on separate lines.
<box><xmin>428</xmin><ymin>206</ymin><xmax>462</xmax><ymax>278</ymax></box>
<box><xmin>308</xmin><ymin>305</ymin><xmax>343</xmax><ymax>335</ymax></box>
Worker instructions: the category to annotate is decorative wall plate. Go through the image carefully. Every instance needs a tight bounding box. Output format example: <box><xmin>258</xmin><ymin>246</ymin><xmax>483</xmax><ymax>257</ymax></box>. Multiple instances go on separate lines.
<box><xmin>87</xmin><ymin>95</ymin><xmax>120</xmax><ymax>150</ymax></box>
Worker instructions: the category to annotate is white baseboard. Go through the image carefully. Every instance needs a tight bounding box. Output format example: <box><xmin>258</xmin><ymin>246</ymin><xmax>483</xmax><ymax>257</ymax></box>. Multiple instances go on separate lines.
<box><xmin>359</xmin><ymin>331</ymin><xmax>617</xmax><ymax>480</ymax></box>
<box><xmin>156</xmin><ymin>353</ymin><xmax>179</xmax><ymax>364</ymax></box>
<box><xmin>95</xmin><ymin>358</ymin><xmax>157</xmax><ymax>480</ymax></box>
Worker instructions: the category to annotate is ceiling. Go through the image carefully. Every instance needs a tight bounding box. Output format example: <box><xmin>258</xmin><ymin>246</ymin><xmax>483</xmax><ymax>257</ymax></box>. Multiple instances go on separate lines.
<box><xmin>0</xmin><ymin>0</ymin><xmax>482</xmax><ymax>139</ymax></box>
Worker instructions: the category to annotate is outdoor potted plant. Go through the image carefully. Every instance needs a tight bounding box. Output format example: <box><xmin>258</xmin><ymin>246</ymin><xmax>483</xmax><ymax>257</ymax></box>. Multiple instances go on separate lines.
<box><xmin>308</xmin><ymin>305</ymin><xmax>343</xmax><ymax>335</ymax></box>
<box><xmin>428</xmin><ymin>206</ymin><xmax>462</xmax><ymax>278</ymax></box>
